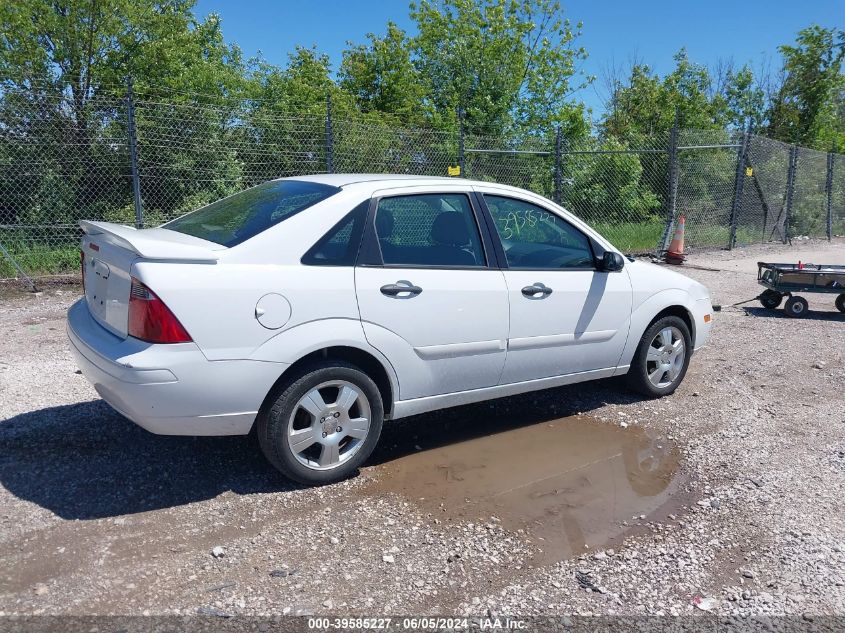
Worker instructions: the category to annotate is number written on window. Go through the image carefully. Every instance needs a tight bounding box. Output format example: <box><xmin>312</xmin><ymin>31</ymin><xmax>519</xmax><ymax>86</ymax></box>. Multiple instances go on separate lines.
<box><xmin>484</xmin><ymin>195</ymin><xmax>595</xmax><ymax>269</ymax></box>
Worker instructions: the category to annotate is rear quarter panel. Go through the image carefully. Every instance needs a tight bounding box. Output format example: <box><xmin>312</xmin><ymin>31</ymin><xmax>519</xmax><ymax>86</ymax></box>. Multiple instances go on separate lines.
<box><xmin>133</xmin><ymin>263</ymin><xmax>362</xmax><ymax>362</ymax></box>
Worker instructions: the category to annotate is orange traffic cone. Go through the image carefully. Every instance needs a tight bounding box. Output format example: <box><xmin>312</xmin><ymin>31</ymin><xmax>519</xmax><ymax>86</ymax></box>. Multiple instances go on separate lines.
<box><xmin>665</xmin><ymin>215</ymin><xmax>686</xmax><ymax>264</ymax></box>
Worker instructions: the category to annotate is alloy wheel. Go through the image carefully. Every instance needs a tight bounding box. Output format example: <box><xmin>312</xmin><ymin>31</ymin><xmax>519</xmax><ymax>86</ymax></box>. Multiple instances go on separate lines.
<box><xmin>286</xmin><ymin>380</ymin><xmax>372</xmax><ymax>471</ymax></box>
<box><xmin>645</xmin><ymin>326</ymin><xmax>686</xmax><ymax>389</ymax></box>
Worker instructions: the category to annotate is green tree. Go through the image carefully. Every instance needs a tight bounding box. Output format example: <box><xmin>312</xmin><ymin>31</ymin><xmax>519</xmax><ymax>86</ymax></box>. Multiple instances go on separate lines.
<box><xmin>0</xmin><ymin>1</ymin><xmax>246</xmax><ymax>105</ymax></box>
<box><xmin>767</xmin><ymin>25</ymin><xmax>845</xmax><ymax>150</ymax></box>
<box><xmin>248</xmin><ymin>47</ymin><xmax>347</xmax><ymax>116</ymax></box>
<box><xmin>0</xmin><ymin>0</ymin><xmax>248</xmax><ymax>226</ymax></box>
<box><xmin>720</xmin><ymin>64</ymin><xmax>766</xmax><ymax>131</ymax></box>
<box><xmin>232</xmin><ymin>48</ymin><xmax>346</xmax><ymax>184</ymax></box>
<box><xmin>603</xmin><ymin>49</ymin><xmax>725</xmax><ymax>141</ymax></box>
<box><xmin>409</xmin><ymin>0</ymin><xmax>591</xmax><ymax>135</ymax></box>
<box><xmin>339</xmin><ymin>22</ymin><xmax>426</xmax><ymax>120</ymax></box>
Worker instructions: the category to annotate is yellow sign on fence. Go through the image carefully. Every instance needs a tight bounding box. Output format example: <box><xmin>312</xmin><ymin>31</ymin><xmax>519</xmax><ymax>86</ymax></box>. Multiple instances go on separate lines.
<box><xmin>745</xmin><ymin>166</ymin><xmax>753</xmax><ymax>177</ymax></box>
<box><xmin>447</xmin><ymin>165</ymin><xmax>461</xmax><ymax>177</ymax></box>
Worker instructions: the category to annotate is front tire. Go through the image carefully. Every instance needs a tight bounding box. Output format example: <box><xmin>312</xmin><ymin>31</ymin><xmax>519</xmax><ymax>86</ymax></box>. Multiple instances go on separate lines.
<box><xmin>257</xmin><ymin>361</ymin><xmax>384</xmax><ymax>485</ymax></box>
<box><xmin>836</xmin><ymin>294</ymin><xmax>845</xmax><ymax>314</ymax></box>
<box><xmin>760</xmin><ymin>289</ymin><xmax>783</xmax><ymax>309</ymax></box>
<box><xmin>625</xmin><ymin>316</ymin><xmax>692</xmax><ymax>398</ymax></box>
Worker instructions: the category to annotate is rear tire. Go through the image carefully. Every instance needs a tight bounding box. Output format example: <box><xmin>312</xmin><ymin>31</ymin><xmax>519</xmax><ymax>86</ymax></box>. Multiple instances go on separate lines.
<box><xmin>784</xmin><ymin>295</ymin><xmax>808</xmax><ymax>318</ymax></box>
<box><xmin>625</xmin><ymin>316</ymin><xmax>692</xmax><ymax>398</ymax></box>
<box><xmin>257</xmin><ymin>361</ymin><xmax>384</xmax><ymax>485</ymax></box>
<box><xmin>836</xmin><ymin>294</ymin><xmax>845</xmax><ymax>314</ymax></box>
<box><xmin>760</xmin><ymin>289</ymin><xmax>783</xmax><ymax>309</ymax></box>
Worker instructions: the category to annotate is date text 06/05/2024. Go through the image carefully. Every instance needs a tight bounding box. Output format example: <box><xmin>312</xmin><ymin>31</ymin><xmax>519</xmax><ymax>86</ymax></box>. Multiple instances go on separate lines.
<box><xmin>307</xmin><ymin>617</ymin><xmax>527</xmax><ymax>630</ymax></box>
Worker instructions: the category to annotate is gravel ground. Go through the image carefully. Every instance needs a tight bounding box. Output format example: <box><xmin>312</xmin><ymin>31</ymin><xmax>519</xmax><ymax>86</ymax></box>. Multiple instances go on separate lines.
<box><xmin>0</xmin><ymin>239</ymin><xmax>843</xmax><ymax>618</ymax></box>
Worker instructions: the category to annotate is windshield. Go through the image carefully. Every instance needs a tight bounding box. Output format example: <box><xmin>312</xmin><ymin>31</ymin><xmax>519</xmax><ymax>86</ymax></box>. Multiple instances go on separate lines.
<box><xmin>164</xmin><ymin>180</ymin><xmax>340</xmax><ymax>247</ymax></box>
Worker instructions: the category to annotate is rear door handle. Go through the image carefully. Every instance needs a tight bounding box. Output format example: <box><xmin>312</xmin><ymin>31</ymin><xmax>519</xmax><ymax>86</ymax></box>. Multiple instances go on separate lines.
<box><xmin>521</xmin><ymin>283</ymin><xmax>552</xmax><ymax>298</ymax></box>
<box><xmin>380</xmin><ymin>282</ymin><xmax>423</xmax><ymax>297</ymax></box>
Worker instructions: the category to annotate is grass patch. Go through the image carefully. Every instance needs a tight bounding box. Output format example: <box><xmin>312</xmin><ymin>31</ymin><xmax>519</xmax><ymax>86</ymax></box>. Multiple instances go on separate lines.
<box><xmin>690</xmin><ymin>224</ymin><xmax>769</xmax><ymax>249</ymax></box>
<box><xmin>588</xmin><ymin>221</ymin><xmax>665</xmax><ymax>253</ymax></box>
<box><xmin>0</xmin><ymin>240</ymin><xmax>79</xmax><ymax>279</ymax></box>
<box><xmin>589</xmin><ymin>221</ymin><xmax>769</xmax><ymax>253</ymax></box>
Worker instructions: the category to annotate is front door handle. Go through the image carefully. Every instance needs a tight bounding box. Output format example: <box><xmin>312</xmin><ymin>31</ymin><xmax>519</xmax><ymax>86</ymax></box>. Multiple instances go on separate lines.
<box><xmin>380</xmin><ymin>281</ymin><xmax>423</xmax><ymax>297</ymax></box>
<box><xmin>521</xmin><ymin>283</ymin><xmax>553</xmax><ymax>298</ymax></box>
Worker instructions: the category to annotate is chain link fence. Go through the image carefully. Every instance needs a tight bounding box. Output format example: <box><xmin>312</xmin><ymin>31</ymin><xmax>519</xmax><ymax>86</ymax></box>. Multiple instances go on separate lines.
<box><xmin>334</xmin><ymin>116</ymin><xmax>455</xmax><ymax>177</ymax></box>
<box><xmin>2</xmin><ymin>81</ymin><xmax>844</xmax><ymax>282</ymax></box>
<box><xmin>833</xmin><ymin>155</ymin><xmax>845</xmax><ymax>235</ymax></box>
<box><xmin>464</xmin><ymin>133</ymin><xmax>555</xmax><ymax>199</ymax></box>
<box><xmin>675</xmin><ymin>129</ymin><xmax>740</xmax><ymax>248</ymax></box>
<box><xmin>0</xmin><ymin>88</ymin><xmax>131</xmax><ymax>279</ymax></box>
<box><xmin>559</xmin><ymin>135</ymin><xmax>668</xmax><ymax>252</ymax></box>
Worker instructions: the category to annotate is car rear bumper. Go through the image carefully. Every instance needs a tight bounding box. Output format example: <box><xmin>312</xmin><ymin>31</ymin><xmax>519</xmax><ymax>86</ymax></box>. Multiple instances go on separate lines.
<box><xmin>66</xmin><ymin>299</ymin><xmax>287</xmax><ymax>436</ymax></box>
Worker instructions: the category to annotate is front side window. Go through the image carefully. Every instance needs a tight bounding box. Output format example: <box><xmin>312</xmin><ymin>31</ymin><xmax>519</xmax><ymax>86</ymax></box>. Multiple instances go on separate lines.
<box><xmin>374</xmin><ymin>194</ymin><xmax>486</xmax><ymax>267</ymax></box>
<box><xmin>484</xmin><ymin>195</ymin><xmax>595</xmax><ymax>269</ymax></box>
<box><xmin>164</xmin><ymin>180</ymin><xmax>340</xmax><ymax>247</ymax></box>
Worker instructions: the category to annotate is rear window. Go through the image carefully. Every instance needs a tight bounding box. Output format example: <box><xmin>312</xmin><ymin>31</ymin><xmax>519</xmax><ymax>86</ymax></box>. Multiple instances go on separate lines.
<box><xmin>164</xmin><ymin>180</ymin><xmax>340</xmax><ymax>247</ymax></box>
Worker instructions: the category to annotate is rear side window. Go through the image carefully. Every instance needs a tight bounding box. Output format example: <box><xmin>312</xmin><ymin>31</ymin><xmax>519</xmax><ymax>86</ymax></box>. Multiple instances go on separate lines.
<box><xmin>302</xmin><ymin>200</ymin><xmax>369</xmax><ymax>266</ymax></box>
<box><xmin>164</xmin><ymin>180</ymin><xmax>339</xmax><ymax>247</ymax></box>
<box><xmin>374</xmin><ymin>194</ymin><xmax>486</xmax><ymax>267</ymax></box>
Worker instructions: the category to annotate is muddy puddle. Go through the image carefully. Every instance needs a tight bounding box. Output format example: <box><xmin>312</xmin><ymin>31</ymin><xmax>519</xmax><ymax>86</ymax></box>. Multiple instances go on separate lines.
<box><xmin>368</xmin><ymin>415</ymin><xmax>686</xmax><ymax>564</ymax></box>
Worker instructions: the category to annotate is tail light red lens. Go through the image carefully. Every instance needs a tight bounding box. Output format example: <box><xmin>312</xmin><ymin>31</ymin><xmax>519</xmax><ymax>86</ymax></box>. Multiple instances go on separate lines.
<box><xmin>128</xmin><ymin>277</ymin><xmax>192</xmax><ymax>344</ymax></box>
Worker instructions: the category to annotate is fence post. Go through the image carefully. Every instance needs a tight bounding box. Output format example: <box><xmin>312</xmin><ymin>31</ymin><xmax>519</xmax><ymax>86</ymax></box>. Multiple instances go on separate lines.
<box><xmin>659</xmin><ymin>110</ymin><xmax>680</xmax><ymax>254</ymax></box>
<box><xmin>783</xmin><ymin>144</ymin><xmax>798</xmax><ymax>244</ymax></box>
<box><xmin>126</xmin><ymin>76</ymin><xmax>143</xmax><ymax>229</ymax></box>
<box><xmin>728</xmin><ymin>127</ymin><xmax>750</xmax><ymax>249</ymax></box>
<box><xmin>325</xmin><ymin>94</ymin><xmax>334</xmax><ymax>174</ymax></box>
<box><xmin>553</xmin><ymin>126</ymin><xmax>562</xmax><ymax>205</ymax></box>
<box><xmin>457</xmin><ymin>107</ymin><xmax>465</xmax><ymax>177</ymax></box>
<box><xmin>0</xmin><ymin>241</ymin><xmax>37</xmax><ymax>292</ymax></box>
<box><xmin>826</xmin><ymin>151</ymin><xmax>834</xmax><ymax>241</ymax></box>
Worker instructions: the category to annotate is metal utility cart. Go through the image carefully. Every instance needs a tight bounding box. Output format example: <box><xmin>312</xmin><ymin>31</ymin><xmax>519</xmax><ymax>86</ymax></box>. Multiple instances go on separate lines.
<box><xmin>757</xmin><ymin>262</ymin><xmax>845</xmax><ymax>318</ymax></box>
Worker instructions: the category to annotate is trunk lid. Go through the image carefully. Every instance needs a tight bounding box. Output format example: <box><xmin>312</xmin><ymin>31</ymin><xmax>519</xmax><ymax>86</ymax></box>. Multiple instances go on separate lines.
<box><xmin>80</xmin><ymin>221</ymin><xmax>223</xmax><ymax>338</ymax></box>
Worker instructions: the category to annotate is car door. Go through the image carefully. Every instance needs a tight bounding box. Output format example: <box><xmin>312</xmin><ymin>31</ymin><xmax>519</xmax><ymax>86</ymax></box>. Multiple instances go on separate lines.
<box><xmin>477</xmin><ymin>190</ymin><xmax>633</xmax><ymax>384</ymax></box>
<box><xmin>354</xmin><ymin>187</ymin><xmax>509</xmax><ymax>401</ymax></box>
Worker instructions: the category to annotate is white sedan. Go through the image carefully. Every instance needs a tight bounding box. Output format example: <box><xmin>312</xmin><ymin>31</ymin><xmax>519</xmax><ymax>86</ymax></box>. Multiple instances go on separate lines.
<box><xmin>68</xmin><ymin>175</ymin><xmax>713</xmax><ymax>484</ymax></box>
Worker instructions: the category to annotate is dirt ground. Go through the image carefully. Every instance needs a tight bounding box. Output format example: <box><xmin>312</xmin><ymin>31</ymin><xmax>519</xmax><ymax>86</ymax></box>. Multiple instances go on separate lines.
<box><xmin>0</xmin><ymin>240</ymin><xmax>843</xmax><ymax>618</ymax></box>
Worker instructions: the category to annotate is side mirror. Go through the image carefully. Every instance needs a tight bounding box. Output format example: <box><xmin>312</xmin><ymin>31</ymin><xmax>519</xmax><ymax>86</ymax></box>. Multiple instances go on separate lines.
<box><xmin>599</xmin><ymin>251</ymin><xmax>625</xmax><ymax>272</ymax></box>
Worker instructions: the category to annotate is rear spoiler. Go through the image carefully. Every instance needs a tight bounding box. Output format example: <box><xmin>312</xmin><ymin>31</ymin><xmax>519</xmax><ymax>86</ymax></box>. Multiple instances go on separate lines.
<box><xmin>80</xmin><ymin>221</ymin><xmax>222</xmax><ymax>263</ymax></box>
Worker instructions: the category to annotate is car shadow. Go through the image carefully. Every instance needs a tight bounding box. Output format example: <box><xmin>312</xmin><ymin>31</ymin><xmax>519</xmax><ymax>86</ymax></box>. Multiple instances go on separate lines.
<box><xmin>0</xmin><ymin>378</ymin><xmax>642</xmax><ymax>520</ymax></box>
<box><xmin>742</xmin><ymin>306</ymin><xmax>845</xmax><ymax>321</ymax></box>
<box><xmin>0</xmin><ymin>400</ymin><xmax>295</xmax><ymax>520</ymax></box>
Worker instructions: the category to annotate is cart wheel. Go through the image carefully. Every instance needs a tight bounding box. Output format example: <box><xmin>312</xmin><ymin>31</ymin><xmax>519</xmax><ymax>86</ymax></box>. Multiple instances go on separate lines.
<box><xmin>760</xmin><ymin>289</ymin><xmax>783</xmax><ymax>309</ymax></box>
<box><xmin>784</xmin><ymin>295</ymin><xmax>809</xmax><ymax>318</ymax></box>
<box><xmin>836</xmin><ymin>294</ymin><xmax>845</xmax><ymax>314</ymax></box>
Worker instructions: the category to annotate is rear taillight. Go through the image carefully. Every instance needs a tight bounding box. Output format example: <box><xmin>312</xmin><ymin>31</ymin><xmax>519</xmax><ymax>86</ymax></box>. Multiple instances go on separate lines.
<box><xmin>128</xmin><ymin>277</ymin><xmax>192</xmax><ymax>344</ymax></box>
<box><xmin>80</xmin><ymin>251</ymin><xmax>85</xmax><ymax>292</ymax></box>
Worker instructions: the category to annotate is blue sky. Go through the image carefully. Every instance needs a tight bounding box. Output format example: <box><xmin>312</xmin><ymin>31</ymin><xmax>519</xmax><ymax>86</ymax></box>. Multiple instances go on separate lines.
<box><xmin>195</xmin><ymin>0</ymin><xmax>843</xmax><ymax>117</ymax></box>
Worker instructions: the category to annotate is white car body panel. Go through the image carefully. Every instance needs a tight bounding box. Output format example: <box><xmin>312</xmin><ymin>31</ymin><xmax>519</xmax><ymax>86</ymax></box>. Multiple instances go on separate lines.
<box><xmin>134</xmin><ymin>262</ymin><xmax>361</xmax><ymax>361</ymax></box>
<box><xmin>67</xmin><ymin>299</ymin><xmax>286</xmax><ymax>435</ymax></box>
<box><xmin>619</xmin><ymin>260</ymin><xmax>712</xmax><ymax>363</ymax></box>
<box><xmin>68</xmin><ymin>174</ymin><xmax>713</xmax><ymax>436</ymax></box>
<box><xmin>392</xmin><ymin>367</ymin><xmax>618</xmax><ymax>419</ymax></box>
<box><xmin>356</xmin><ymin>266</ymin><xmax>509</xmax><ymax>400</ymax></box>
<box><xmin>497</xmin><ymin>268</ymin><xmax>633</xmax><ymax>383</ymax></box>
<box><xmin>81</xmin><ymin>236</ymin><xmax>137</xmax><ymax>337</ymax></box>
